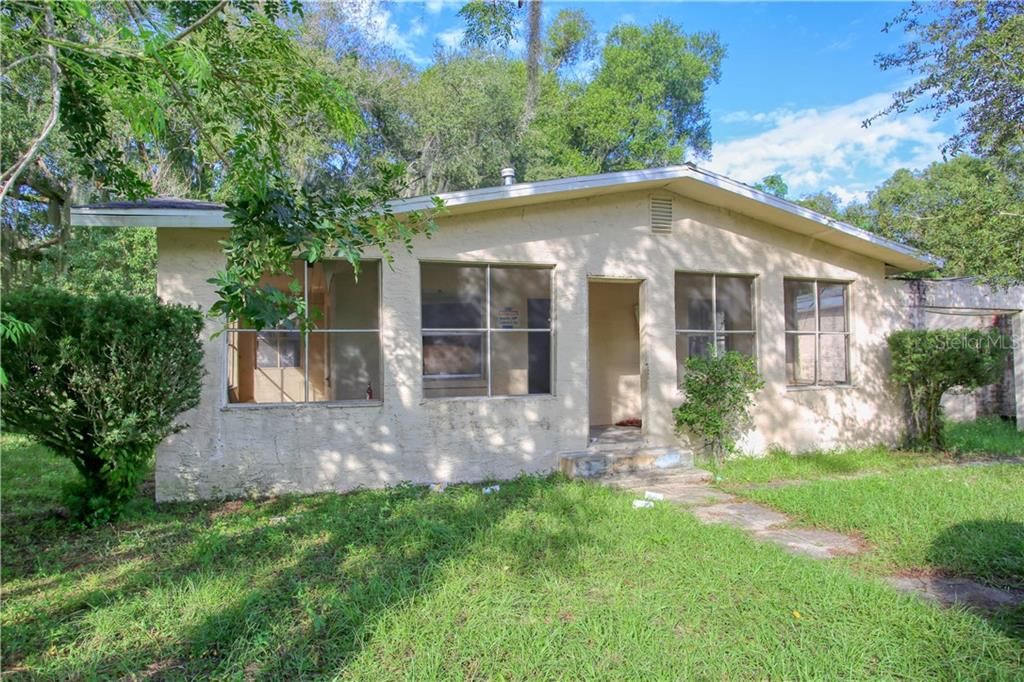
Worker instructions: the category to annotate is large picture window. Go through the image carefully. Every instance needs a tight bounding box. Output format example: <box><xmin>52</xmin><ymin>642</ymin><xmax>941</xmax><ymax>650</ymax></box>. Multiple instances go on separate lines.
<box><xmin>421</xmin><ymin>263</ymin><xmax>553</xmax><ymax>398</ymax></box>
<box><xmin>227</xmin><ymin>260</ymin><xmax>382</xmax><ymax>404</ymax></box>
<box><xmin>784</xmin><ymin>279</ymin><xmax>850</xmax><ymax>386</ymax></box>
<box><xmin>675</xmin><ymin>273</ymin><xmax>756</xmax><ymax>378</ymax></box>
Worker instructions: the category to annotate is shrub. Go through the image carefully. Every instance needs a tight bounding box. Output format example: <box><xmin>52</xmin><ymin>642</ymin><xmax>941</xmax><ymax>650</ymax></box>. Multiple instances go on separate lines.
<box><xmin>888</xmin><ymin>329</ymin><xmax>1009</xmax><ymax>450</ymax></box>
<box><xmin>673</xmin><ymin>351</ymin><xmax>765</xmax><ymax>463</ymax></box>
<box><xmin>1</xmin><ymin>290</ymin><xmax>204</xmax><ymax>522</ymax></box>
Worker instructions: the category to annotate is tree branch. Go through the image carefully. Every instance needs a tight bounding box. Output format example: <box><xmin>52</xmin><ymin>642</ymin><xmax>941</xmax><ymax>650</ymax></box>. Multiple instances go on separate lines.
<box><xmin>0</xmin><ymin>6</ymin><xmax>60</xmax><ymax>206</ymax></box>
<box><xmin>168</xmin><ymin>0</ymin><xmax>229</xmax><ymax>45</ymax></box>
<box><xmin>124</xmin><ymin>0</ymin><xmax>228</xmax><ymax>165</ymax></box>
<box><xmin>1</xmin><ymin>52</ymin><xmax>49</xmax><ymax>75</ymax></box>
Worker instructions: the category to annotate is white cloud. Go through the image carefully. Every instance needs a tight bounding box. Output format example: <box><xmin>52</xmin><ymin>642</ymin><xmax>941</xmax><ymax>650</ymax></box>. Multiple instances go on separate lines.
<box><xmin>425</xmin><ymin>0</ymin><xmax>462</xmax><ymax>14</ymax></box>
<box><xmin>348</xmin><ymin>2</ymin><xmax>429</xmax><ymax>65</ymax></box>
<box><xmin>707</xmin><ymin>92</ymin><xmax>947</xmax><ymax>199</ymax></box>
<box><xmin>436</xmin><ymin>26</ymin><xmax>464</xmax><ymax>49</ymax></box>
<box><xmin>408</xmin><ymin>17</ymin><xmax>426</xmax><ymax>38</ymax></box>
<box><xmin>720</xmin><ymin>108</ymin><xmax>798</xmax><ymax>126</ymax></box>
<box><xmin>827</xmin><ymin>185</ymin><xmax>869</xmax><ymax>205</ymax></box>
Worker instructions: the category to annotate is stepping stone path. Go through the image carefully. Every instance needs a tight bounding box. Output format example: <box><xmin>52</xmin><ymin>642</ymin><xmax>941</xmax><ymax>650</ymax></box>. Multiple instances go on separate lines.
<box><xmin>604</xmin><ymin>469</ymin><xmax>1023</xmax><ymax>611</ymax></box>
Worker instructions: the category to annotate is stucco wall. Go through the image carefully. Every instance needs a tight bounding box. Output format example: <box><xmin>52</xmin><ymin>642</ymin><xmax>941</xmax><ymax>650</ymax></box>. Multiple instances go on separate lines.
<box><xmin>156</xmin><ymin>190</ymin><xmax>916</xmax><ymax>501</ymax></box>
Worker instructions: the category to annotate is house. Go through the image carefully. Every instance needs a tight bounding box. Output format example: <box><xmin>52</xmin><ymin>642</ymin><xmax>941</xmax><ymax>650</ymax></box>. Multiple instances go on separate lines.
<box><xmin>71</xmin><ymin>164</ymin><xmax>1024</xmax><ymax>501</ymax></box>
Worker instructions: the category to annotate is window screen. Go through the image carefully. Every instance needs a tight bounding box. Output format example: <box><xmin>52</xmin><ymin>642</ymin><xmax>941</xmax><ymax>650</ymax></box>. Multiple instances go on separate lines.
<box><xmin>421</xmin><ymin>263</ymin><xmax>553</xmax><ymax>398</ymax></box>
<box><xmin>227</xmin><ymin>260</ymin><xmax>382</xmax><ymax>404</ymax></box>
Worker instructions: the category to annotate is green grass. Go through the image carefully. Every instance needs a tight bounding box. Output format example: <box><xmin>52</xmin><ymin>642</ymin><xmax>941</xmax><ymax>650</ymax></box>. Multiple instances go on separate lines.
<box><xmin>2</xmin><ymin>434</ymin><xmax>1023</xmax><ymax>679</ymax></box>
<box><xmin>744</xmin><ymin>465</ymin><xmax>1024</xmax><ymax>590</ymax></box>
<box><xmin>713</xmin><ymin>445</ymin><xmax>948</xmax><ymax>485</ymax></box>
<box><xmin>947</xmin><ymin>417</ymin><xmax>1024</xmax><ymax>456</ymax></box>
<box><xmin>716</xmin><ymin>418</ymin><xmax>1024</xmax><ymax>485</ymax></box>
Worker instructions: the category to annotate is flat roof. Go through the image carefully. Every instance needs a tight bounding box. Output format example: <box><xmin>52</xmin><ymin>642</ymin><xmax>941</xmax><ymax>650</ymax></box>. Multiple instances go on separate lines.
<box><xmin>70</xmin><ymin>164</ymin><xmax>941</xmax><ymax>271</ymax></box>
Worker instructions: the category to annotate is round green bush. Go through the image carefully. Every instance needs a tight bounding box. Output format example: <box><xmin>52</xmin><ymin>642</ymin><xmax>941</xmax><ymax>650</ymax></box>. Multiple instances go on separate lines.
<box><xmin>1</xmin><ymin>290</ymin><xmax>204</xmax><ymax>522</ymax></box>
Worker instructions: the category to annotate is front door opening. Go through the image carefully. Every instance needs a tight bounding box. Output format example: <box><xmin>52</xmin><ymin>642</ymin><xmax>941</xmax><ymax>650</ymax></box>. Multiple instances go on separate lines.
<box><xmin>588</xmin><ymin>280</ymin><xmax>641</xmax><ymax>438</ymax></box>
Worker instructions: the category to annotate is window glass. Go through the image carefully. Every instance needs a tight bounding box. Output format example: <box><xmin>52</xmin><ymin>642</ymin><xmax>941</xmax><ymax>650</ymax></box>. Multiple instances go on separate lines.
<box><xmin>783</xmin><ymin>279</ymin><xmax>850</xmax><ymax>387</ymax></box>
<box><xmin>818</xmin><ymin>334</ymin><xmax>849</xmax><ymax>384</ymax></box>
<box><xmin>715</xmin><ymin>276</ymin><xmax>754</xmax><ymax>331</ymax></box>
<box><xmin>784</xmin><ymin>280</ymin><xmax>816</xmax><ymax>331</ymax></box>
<box><xmin>421</xmin><ymin>263</ymin><xmax>485</xmax><ymax>329</ymax></box>
<box><xmin>422</xmin><ymin>264</ymin><xmax>553</xmax><ymax>398</ymax></box>
<box><xmin>490</xmin><ymin>266</ymin><xmax>552</xmax><ymax>329</ymax></box>
<box><xmin>818</xmin><ymin>283</ymin><xmax>847</xmax><ymax>333</ymax></box>
<box><xmin>310</xmin><ymin>260</ymin><xmax>380</xmax><ymax>330</ymax></box>
<box><xmin>674</xmin><ymin>273</ymin><xmax>713</xmax><ymax>330</ymax></box>
<box><xmin>228</xmin><ymin>331</ymin><xmax>306</xmax><ymax>403</ymax></box>
<box><xmin>786</xmin><ymin>334</ymin><xmax>816</xmax><ymax>386</ymax></box>
<box><xmin>227</xmin><ymin>260</ymin><xmax>381</xmax><ymax>404</ymax></box>
<box><xmin>675</xmin><ymin>273</ymin><xmax>756</xmax><ymax>384</ymax></box>
<box><xmin>423</xmin><ymin>333</ymin><xmax>485</xmax><ymax>377</ymax></box>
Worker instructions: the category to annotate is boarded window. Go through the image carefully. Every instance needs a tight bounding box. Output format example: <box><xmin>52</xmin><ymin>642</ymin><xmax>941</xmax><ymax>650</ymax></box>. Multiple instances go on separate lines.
<box><xmin>227</xmin><ymin>260</ymin><xmax>382</xmax><ymax>404</ymax></box>
<box><xmin>421</xmin><ymin>263</ymin><xmax>553</xmax><ymax>398</ymax></box>
<box><xmin>784</xmin><ymin>279</ymin><xmax>850</xmax><ymax>386</ymax></box>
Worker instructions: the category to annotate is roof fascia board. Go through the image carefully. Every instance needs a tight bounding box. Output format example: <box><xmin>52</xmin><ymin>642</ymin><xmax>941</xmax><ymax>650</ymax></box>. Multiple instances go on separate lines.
<box><xmin>72</xmin><ymin>208</ymin><xmax>231</xmax><ymax>228</ymax></box>
<box><xmin>69</xmin><ymin>163</ymin><xmax>940</xmax><ymax>270</ymax></box>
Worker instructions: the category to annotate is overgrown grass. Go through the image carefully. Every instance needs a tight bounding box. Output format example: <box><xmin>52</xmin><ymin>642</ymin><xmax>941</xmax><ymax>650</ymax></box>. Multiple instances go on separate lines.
<box><xmin>713</xmin><ymin>445</ymin><xmax>946</xmax><ymax>485</ymax></box>
<box><xmin>947</xmin><ymin>417</ymin><xmax>1024</xmax><ymax>456</ymax></box>
<box><xmin>744</xmin><ymin>465</ymin><xmax>1024</xmax><ymax>590</ymax></box>
<box><xmin>2</xmin><ymin>434</ymin><xmax>1023</xmax><ymax>678</ymax></box>
<box><xmin>716</xmin><ymin>418</ymin><xmax>1023</xmax><ymax>485</ymax></box>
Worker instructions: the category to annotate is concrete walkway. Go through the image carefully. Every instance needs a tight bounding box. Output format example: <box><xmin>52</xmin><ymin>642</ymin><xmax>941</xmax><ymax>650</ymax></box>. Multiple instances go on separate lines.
<box><xmin>604</xmin><ymin>469</ymin><xmax>1023</xmax><ymax>611</ymax></box>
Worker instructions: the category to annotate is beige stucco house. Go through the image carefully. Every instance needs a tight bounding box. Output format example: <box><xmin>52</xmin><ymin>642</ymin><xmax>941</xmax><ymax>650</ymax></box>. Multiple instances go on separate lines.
<box><xmin>71</xmin><ymin>164</ymin><xmax>1024</xmax><ymax>501</ymax></box>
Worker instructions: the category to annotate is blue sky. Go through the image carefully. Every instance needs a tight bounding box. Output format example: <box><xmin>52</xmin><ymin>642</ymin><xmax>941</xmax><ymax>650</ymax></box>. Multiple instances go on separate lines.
<box><xmin>352</xmin><ymin>1</ymin><xmax>954</xmax><ymax>202</ymax></box>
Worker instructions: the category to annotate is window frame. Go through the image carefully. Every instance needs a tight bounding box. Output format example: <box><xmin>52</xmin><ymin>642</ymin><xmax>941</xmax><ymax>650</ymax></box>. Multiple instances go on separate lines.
<box><xmin>223</xmin><ymin>258</ymin><xmax>384</xmax><ymax>408</ymax></box>
<box><xmin>783</xmin><ymin>277</ymin><xmax>851</xmax><ymax>388</ymax></box>
<box><xmin>420</xmin><ymin>260</ymin><xmax>556</xmax><ymax>399</ymax></box>
<box><xmin>674</xmin><ymin>271</ymin><xmax>759</xmax><ymax>365</ymax></box>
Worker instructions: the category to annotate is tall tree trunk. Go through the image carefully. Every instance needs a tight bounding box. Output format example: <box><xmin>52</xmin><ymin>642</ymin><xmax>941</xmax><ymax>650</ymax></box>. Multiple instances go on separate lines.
<box><xmin>520</xmin><ymin>0</ymin><xmax>543</xmax><ymax>135</ymax></box>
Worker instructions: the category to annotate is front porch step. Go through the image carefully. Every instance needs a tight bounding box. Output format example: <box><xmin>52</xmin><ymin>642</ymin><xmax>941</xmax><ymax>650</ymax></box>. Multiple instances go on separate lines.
<box><xmin>560</xmin><ymin>446</ymin><xmax>695</xmax><ymax>479</ymax></box>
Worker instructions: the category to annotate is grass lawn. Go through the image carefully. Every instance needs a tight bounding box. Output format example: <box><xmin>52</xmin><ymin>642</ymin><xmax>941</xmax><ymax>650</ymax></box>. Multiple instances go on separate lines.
<box><xmin>715</xmin><ymin>417</ymin><xmax>1024</xmax><ymax>485</ymax></box>
<box><xmin>947</xmin><ymin>417</ymin><xmax>1024</xmax><ymax>457</ymax></box>
<box><xmin>2</xmin><ymin>435</ymin><xmax>1023</xmax><ymax>679</ymax></box>
<box><xmin>743</xmin><ymin>465</ymin><xmax>1024</xmax><ymax>588</ymax></box>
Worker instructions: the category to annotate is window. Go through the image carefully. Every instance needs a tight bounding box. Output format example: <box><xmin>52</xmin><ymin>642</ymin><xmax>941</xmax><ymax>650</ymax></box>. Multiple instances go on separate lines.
<box><xmin>675</xmin><ymin>273</ymin><xmax>756</xmax><ymax>378</ymax></box>
<box><xmin>227</xmin><ymin>260</ymin><xmax>382</xmax><ymax>404</ymax></box>
<box><xmin>784</xmin><ymin>279</ymin><xmax>850</xmax><ymax>386</ymax></box>
<box><xmin>421</xmin><ymin>263</ymin><xmax>553</xmax><ymax>398</ymax></box>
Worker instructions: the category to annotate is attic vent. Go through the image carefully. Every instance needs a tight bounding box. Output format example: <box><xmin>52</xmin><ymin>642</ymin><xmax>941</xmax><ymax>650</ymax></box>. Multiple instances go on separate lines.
<box><xmin>650</xmin><ymin>197</ymin><xmax>673</xmax><ymax>232</ymax></box>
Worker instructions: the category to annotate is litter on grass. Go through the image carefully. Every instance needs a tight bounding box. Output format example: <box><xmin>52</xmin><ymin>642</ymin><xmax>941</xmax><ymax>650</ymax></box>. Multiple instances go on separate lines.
<box><xmin>632</xmin><ymin>499</ymin><xmax>654</xmax><ymax>509</ymax></box>
<box><xmin>644</xmin><ymin>491</ymin><xmax>664</xmax><ymax>501</ymax></box>
<box><xmin>482</xmin><ymin>485</ymin><xmax>500</xmax><ymax>495</ymax></box>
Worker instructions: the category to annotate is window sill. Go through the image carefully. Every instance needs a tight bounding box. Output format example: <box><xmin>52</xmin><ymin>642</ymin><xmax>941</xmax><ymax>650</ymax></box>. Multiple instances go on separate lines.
<box><xmin>785</xmin><ymin>384</ymin><xmax>855</xmax><ymax>393</ymax></box>
<box><xmin>420</xmin><ymin>394</ymin><xmax>557</xmax><ymax>404</ymax></box>
<box><xmin>222</xmin><ymin>400</ymin><xmax>384</xmax><ymax>411</ymax></box>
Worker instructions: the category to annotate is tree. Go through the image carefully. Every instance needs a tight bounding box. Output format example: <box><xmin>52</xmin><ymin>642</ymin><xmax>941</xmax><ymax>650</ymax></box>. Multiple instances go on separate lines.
<box><xmin>868</xmin><ymin>1</ymin><xmax>1024</xmax><ymax>161</ymax></box>
<box><xmin>868</xmin><ymin>155</ymin><xmax>1024</xmax><ymax>285</ymax></box>
<box><xmin>1</xmin><ymin>1</ymin><xmax>436</xmax><ymax>328</ymax></box>
<box><xmin>753</xmin><ymin>173</ymin><xmax>788</xmax><ymax>198</ymax></box>
<box><xmin>544</xmin><ymin>9</ymin><xmax>597</xmax><ymax>73</ymax></box>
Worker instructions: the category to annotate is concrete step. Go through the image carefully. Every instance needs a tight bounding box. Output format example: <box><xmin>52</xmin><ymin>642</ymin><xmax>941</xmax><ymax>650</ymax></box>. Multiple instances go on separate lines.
<box><xmin>560</xmin><ymin>446</ymin><xmax>695</xmax><ymax>479</ymax></box>
<box><xmin>606</xmin><ymin>468</ymin><xmax>714</xmax><ymax>487</ymax></box>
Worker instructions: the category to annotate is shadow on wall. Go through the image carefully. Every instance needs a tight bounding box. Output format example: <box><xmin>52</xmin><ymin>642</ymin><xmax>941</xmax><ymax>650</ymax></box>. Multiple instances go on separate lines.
<box><xmin>926</xmin><ymin>519</ymin><xmax>1024</xmax><ymax>640</ymax></box>
<box><xmin>162</xmin><ymin>191</ymin><xmax>922</xmax><ymax>499</ymax></box>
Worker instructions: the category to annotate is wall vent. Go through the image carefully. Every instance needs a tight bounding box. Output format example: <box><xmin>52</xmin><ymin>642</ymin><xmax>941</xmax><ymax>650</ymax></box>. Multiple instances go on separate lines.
<box><xmin>650</xmin><ymin>196</ymin><xmax>673</xmax><ymax>232</ymax></box>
